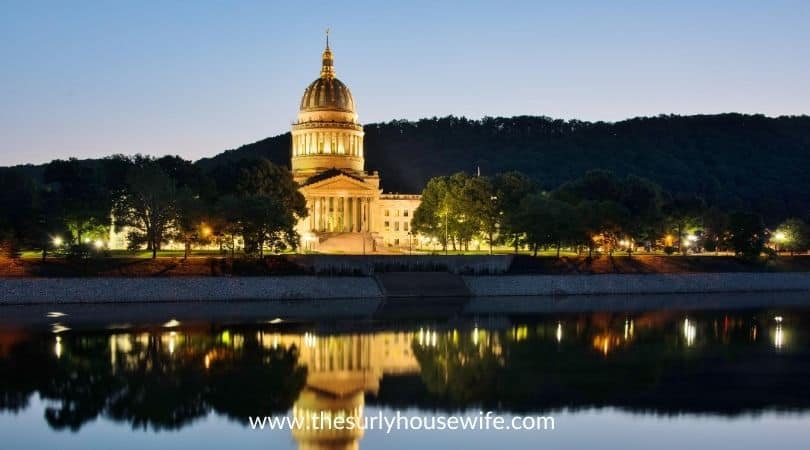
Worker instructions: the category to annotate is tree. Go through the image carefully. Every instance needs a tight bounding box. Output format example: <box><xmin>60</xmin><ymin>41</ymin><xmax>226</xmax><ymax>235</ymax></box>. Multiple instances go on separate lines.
<box><xmin>728</xmin><ymin>212</ymin><xmax>765</xmax><ymax>260</ymax></box>
<box><xmin>0</xmin><ymin>168</ymin><xmax>37</xmax><ymax>257</ymax></box>
<box><xmin>412</xmin><ymin>176</ymin><xmax>451</xmax><ymax>252</ymax></box>
<box><xmin>576</xmin><ymin>200</ymin><xmax>630</xmax><ymax>257</ymax></box>
<box><xmin>663</xmin><ymin>194</ymin><xmax>706</xmax><ymax>255</ymax></box>
<box><xmin>43</xmin><ymin>159</ymin><xmax>112</xmax><ymax>245</ymax></box>
<box><xmin>552</xmin><ymin>171</ymin><xmax>639</xmax><ymax>256</ymax></box>
<box><xmin>702</xmin><ymin>207</ymin><xmax>729</xmax><ymax>254</ymax></box>
<box><xmin>620</xmin><ymin>175</ymin><xmax>665</xmax><ymax>254</ymax></box>
<box><xmin>461</xmin><ymin>176</ymin><xmax>498</xmax><ymax>254</ymax></box>
<box><xmin>517</xmin><ymin>194</ymin><xmax>577</xmax><ymax>257</ymax></box>
<box><xmin>773</xmin><ymin>218</ymin><xmax>810</xmax><ymax>255</ymax></box>
<box><xmin>113</xmin><ymin>158</ymin><xmax>178</xmax><ymax>259</ymax></box>
<box><xmin>173</xmin><ymin>188</ymin><xmax>210</xmax><ymax>259</ymax></box>
<box><xmin>492</xmin><ymin>172</ymin><xmax>534</xmax><ymax>253</ymax></box>
<box><xmin>209</xmin><ymin>158</ymin><xmax>306</xmax><ymax>256</ymax></box>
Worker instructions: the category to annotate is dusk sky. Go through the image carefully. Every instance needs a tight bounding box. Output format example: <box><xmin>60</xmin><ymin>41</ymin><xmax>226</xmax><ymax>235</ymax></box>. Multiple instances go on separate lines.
<box><xmin>1</xmin><ymin>0</ymin><xmax>808</xmax><ymax>166</ymax></box>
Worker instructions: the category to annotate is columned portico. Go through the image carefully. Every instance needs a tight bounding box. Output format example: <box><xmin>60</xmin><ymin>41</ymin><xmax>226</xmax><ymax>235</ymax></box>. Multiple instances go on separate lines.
<box><xmin>303</xmin><ymin>194</ymin><xmax>372</xmax><ymax>233</ymax></box>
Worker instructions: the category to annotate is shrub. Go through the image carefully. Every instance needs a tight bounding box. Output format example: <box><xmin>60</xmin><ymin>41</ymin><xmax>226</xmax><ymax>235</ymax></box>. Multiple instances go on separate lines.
<box><xmin>663</xmin><ymin>246</ymin><xmax>676</xmax><ymax>255</ymax></box>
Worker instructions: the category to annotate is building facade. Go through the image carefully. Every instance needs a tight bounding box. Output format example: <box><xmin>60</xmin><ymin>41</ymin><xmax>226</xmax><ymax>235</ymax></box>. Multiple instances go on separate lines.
<box><xmin>293</xmin><ymin>38</ymin><xmax>421</xmax><ymax>252</ymax></box>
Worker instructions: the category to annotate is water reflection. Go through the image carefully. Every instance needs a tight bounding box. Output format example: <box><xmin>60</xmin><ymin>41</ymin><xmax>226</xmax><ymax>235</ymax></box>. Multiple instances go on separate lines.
<box><xmin>1</xmin><ymin>308</ymin><xmax>810</xmax><ymax>448</ymax></box>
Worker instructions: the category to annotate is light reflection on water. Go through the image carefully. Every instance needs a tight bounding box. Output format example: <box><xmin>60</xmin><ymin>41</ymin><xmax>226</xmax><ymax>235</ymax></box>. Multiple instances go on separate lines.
<box><xmin>2</xmin><ymin>304</ymin><xmax>810</xmax><ymax>449</ymax></box>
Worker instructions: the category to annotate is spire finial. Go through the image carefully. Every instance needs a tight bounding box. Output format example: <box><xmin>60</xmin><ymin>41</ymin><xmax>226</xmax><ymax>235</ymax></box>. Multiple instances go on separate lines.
<box><xmin>321</xmin><ymin>28</ymin><xmax>335</xmax><ymax>78</ymax></box>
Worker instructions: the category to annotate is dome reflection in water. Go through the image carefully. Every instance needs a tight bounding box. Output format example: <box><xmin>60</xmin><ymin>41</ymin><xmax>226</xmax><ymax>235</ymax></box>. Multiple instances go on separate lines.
<box><xmin>1</xmin><ymin>308</ymin><xmax>809</xmax><ymax>449</ymax></box>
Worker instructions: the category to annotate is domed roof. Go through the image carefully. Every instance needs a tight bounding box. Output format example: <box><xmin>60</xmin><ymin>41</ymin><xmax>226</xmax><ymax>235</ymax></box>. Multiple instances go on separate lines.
<box><xmin>299</xmin><ymin>39</ymin><xmax>356</xmax><ymax>113</ymax></box>
<box><xmin>300</xmin><ymin>77</ymin><xmax>355</xmax><ymax>112</ymax></box>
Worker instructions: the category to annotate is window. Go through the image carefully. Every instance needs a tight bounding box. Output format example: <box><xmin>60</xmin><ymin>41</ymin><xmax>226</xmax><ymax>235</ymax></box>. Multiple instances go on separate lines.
<box><xmin>394</xmin><ymin>222</ymin><xmax>400</xmax><ymax>231</ymax></box>
<box><xmin>394</xmin><ymin>238</ymin><xmax>400</xmax><ymax>245</ymax></box>
<box><xmin>404</xmin><ymin>222</ymin><xmax>409</xmax><ymax>231</ymax></box>
<box><xmin>385</xmin><ymin>209</ymin><xmax>390</xmax><ymax>217</ymax></box>
<box><xmin>384</xmin><ymin>221</ymin><xmax>390</xmax><ymax>231</ymax></box>
<box><xmin>404</xmin><ymin>210</ymin><xmax>409</xmax><ymax>217</ymax></box>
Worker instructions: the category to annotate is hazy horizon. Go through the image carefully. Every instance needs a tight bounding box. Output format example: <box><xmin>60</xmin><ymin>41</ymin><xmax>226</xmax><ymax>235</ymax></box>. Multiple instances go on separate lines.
<box><xmin>2</xmin><ymin>0</ymin><xmax>809</xmax><ymax>166</ymax></box>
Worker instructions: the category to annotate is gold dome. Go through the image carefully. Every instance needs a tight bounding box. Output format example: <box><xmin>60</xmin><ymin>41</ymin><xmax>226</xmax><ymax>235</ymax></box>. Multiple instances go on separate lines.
<box><xmin>291</xmin><ymin>34</ymin><xmax>365</xmax><ymax>179</ymax></box>
<box><xmin>299</xmin><ymin>41</ymin><xmax>356</xmax><ymax>113</ymax></box>
<box><xmin>300</xmin><ymin>78</ymin><xmax>355</xmax><ymax>113</ymax></box>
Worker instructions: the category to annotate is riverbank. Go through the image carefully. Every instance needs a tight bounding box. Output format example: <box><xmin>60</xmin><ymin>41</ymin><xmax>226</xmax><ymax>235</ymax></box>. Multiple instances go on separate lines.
<box><xmin>2</xmin><ymin>272</ymin><xmax>810</xmax><ymax>304</ymax></box>
<box><xmin>3</xmin><ymin>255</ymin><xmax>810</xmax><ymax>278</ymax></box>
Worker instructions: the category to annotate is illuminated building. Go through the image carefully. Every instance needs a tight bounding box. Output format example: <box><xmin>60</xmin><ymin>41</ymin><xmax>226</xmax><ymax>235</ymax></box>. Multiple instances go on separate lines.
<box><xmin>293</xmin><ymin>33</ymin><xmax>421</xmax><ymax>252</ymax></box>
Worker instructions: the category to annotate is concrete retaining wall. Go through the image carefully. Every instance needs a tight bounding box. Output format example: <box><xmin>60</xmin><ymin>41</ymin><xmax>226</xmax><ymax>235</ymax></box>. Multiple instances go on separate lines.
<box><xmin>2</xmin><ymin>272</ymin><xmax>810</xmax><ymax>305</ymax></box>
<box><xmin>463</xmin><ymin>272</ymin><xmax>810</xmax><ymax>297</ymax></box>
<box><xmin>291</xmin><ymin>254</ymin><xmax>513</xmax><ymax>275</ymax></box>
<box><xmin>0</xmin><ymin>277</ymin><xmax>383</xmax><ymax>304</ymax></box>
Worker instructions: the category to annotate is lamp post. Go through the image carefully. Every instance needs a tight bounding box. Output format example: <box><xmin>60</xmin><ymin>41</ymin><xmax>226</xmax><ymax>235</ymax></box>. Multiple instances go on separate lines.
<box><xmin>444</xmin><ymin>210</ymin><xmax>448</xmax><ymax>256</ymax></box>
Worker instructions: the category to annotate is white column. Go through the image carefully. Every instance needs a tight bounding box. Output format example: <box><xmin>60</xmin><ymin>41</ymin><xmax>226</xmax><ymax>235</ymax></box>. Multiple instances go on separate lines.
<box><xmin>320</xmin><ymin>197</ymin><xmax>326</xmax><ymax>231</ymax></box>
<box><xmin>313</xmin><ymin>197</ymin><xmax>318</xmax><ymax>231</ymax></box>
<box><xmin>327</xmin><ymin>196</ymin><xmax>332</xmax><ymax>231</ymax></box>
<box><xmin>362</xmin><ymin>198</ymin><xmax>368</xmax><ymax>232</ymax></box>
<box><xmin>349</xmin><ymin>197</ymin><xmax>356</xmax><ymax>232</ymax></box>
<box><xmin>342</xmin><ymin>196</ymin><xmax>348</xmax><ymax>232</ymax></box>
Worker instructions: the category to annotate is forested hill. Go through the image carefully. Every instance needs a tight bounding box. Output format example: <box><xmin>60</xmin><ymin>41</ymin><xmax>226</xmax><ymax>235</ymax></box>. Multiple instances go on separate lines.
<box><xmin>197</xmin><ymin>114</ymin><xmax>810</xmax><ymax>220</ymax></box>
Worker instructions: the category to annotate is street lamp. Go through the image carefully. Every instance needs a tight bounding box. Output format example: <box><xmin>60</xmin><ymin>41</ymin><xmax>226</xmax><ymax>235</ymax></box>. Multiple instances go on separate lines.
<box><xmin>444</xmin><ymin>209</ymin><xmax>449</xmax><ymax>256</ymax></box>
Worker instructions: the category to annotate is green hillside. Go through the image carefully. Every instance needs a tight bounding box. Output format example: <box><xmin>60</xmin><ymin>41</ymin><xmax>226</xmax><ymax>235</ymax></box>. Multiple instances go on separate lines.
<box><xmin>197</xmin><ymin>113</ymin><xmax>810</xmax><ymax>222</ymax></box>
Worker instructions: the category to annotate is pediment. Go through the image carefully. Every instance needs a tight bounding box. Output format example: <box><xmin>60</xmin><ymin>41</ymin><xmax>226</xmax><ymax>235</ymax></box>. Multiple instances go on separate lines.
<box><xmin>300</xmin><ymin>174</ymin><xmax>377</xmax><ymax>194</ymax></box>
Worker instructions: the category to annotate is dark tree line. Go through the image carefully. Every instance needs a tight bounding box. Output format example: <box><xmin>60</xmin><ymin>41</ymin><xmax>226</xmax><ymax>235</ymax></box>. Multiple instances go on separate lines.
<box><xmin>196</xmin><ymin>113</ymin><xmax>810</xmax><ymax>224</ymax></box>
<box><xmin>0</xmin><ymin>156</ymin><xmax>306</xmax><ymax>259</ymax></box>
<box><xmin>412</xmin><ymin>169</ymin><xmax>810</xmax><ymax>258</ymax></box>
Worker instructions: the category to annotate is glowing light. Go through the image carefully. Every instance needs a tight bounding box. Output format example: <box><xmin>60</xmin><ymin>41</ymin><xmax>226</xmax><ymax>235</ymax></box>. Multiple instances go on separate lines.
<box><xmin>52</xmin><ymin>236</ymin><xmax>63</xmax><ymax>247</ymax></box>
<box><xmin>201</xmin><ymin>224</ymin><xmax>212</xmax><ymax>237</ymax></box>
<box><xmin>472</xmin><ymin>326</ymin><xmax>479</xmax><ymax>345</ymax></box>
<box><xmin>46</xmin><ymin>311</ymin><xmax>66</xmax><ymax>318</ymax></box>
<box><xmin>269</xmin><ymin>318</ymin><xmax>283</xmax><ymax>324</ymax></box>
<box><xmin>775</xmin><ymin>316</ymin><xmax>783</xmax><ymax>323</ymax></box>
<box><xmin>54</xmin><ymin>336</ymin><xmax>62</xmax><ymax>358</ymax></box>
<box><xmin>204</xmin><ymin>354</ymin><xmax>210</xmax><ymax>369</ymax></box>
<box><xmin>51</xmin><ymin>324</ymin><xmax>70</xmax><ymax>334</ymax></box>
<box><xmin>163</xmin><ymin>319</ymin><xmax>181</xmax><ymax>328</ymax></box>
<box><xmin>168</xmin><ymin>333</ymin><xmax>176</xmax><ymax>354</ymax></box>
<box><xmin>304</xmin><ymin>332</ymin><xmax>317</xmax><ymax>348</ymax></box>
<box><xmin>683</xmin><ymin>318</ymin><xmax>696</xmax><ymax>346</ymax></box>
<box><xmin>431</xmin><ymin>330</ymin><xmax>437</xmax><ymax>347</ymax></box>
<box><xmin>93</xmin><ymin>240</ymin><xmax>104</xmax><ymax>249</ymax></box>
<box><xmin>556</xmin><ymin>322</ymin><xmax>562</xmax><ymax>343</ymax></box>
<box><xmin>774</xmin><ymin>324</ymin><xmax>784</xmax><ymax>349</ymax></box>
<box><xmin>774</xmin><ymin>232</ymin><xmax>787</xmax><ymax>242</ymax></box>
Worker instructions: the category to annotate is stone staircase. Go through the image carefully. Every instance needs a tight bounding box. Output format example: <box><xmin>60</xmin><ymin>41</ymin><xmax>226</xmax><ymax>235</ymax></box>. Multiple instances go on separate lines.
<box><xmin>313</xmin><ymin>232</ymin><xmax>381</xmax><ymax>254</ymax></box>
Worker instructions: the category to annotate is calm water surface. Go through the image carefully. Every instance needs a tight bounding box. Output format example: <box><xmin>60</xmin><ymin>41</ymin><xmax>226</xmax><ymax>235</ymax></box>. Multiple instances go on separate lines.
<box><xmin>2</xmin><ymin>296</ymin><xmax>810</xmax><ymax>449</ymax></box>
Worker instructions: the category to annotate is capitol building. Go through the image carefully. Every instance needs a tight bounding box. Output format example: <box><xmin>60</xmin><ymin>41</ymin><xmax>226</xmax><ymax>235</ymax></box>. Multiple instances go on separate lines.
<box><xmin>292</xmin><ymin>37</ymin><xmax>420</xmax><ymax>252</ymax></box>
<box><xmin>110</xmin><ymin>36</ymin><xmax>421</xmax><ymax>254</ymax></box>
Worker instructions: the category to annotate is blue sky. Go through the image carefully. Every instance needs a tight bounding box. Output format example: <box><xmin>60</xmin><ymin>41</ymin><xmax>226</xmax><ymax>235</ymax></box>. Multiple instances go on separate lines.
<box><xmin>1</xmin><ymin>0</ymin><xmax>808</xmax><ymax>166</ymax></box>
